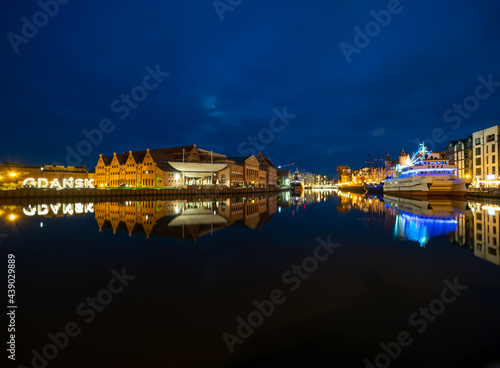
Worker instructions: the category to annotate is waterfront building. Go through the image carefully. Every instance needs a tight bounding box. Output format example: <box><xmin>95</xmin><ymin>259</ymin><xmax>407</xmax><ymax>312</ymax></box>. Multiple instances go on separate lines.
<box><xmin>277</xmin><ymin>170</ymin><xmax>291</xmax><ymax>186</ymax></box>
<box><xmin>358</xmin><ymin>166</ymin><xmax>382</xmax><ymax>183</ymax></box>
<box><xmin>383</xmin><ymin>150</ymin><xmax>410</xmax><ymax>179</ymax></box>
<box><xmin>226</xmin><ymin>155</ymin><xmax>266</xmax><ymax>186</ymax></box>
<box><xmin>256</xmin><ymin>152</ymin><xmax>277</xmax><ymax>187</ymax></box>
<box><xmin>303</xmin><ymin>172</ymin><xmax>315</xmax><ymax>186</ymax></box>
<box><xmin>95</xmin><ymin>145</ymin><xmax>228</xmax><ymax>188</ymax></box>
<box><xmin>445</xmin><ymin>137</ymin><xmax>472</xmax><ymax>181</ymax></box>
<box><xmin>0</xmin><ymin>162</ymin><xmax>88</xmax><ymax>187</ymax></box>
<box><xmin>314</xmin><ymin>174</ymin><xmax>328</xmax><ymax>186</ymax></box>
<box><xmin>472</xmin><ymin>125</ymin><xmax>500</xmax><ymax>187</ymax></box>
<box><xmin>94</xmin><ymin>145</ymin><xmax>272</xmax><ymax>188</ymax></box>
<box><xmin>337</xmin><ymin>166</ymin><xmax>351</xmax><ymax>184</ymax></box>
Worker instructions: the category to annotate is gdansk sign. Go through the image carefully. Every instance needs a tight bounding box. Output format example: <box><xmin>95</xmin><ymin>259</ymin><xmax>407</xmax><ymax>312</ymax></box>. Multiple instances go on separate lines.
<box><xmin>23</xmin><ymin>178</ymin><xmax>95</xmax><ymax>189</ymax></box>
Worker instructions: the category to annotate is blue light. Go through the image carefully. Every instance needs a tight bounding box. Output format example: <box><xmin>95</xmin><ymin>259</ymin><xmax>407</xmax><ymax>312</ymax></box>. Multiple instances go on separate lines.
<box><xmin>393</xmin><ymin>210</ymin><xmax>458</xmax><ymax>247</ymax></box>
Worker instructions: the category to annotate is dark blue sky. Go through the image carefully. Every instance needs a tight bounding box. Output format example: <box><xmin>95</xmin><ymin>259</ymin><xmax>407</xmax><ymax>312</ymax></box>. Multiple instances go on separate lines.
<box><xmin>1</xmin><ymin>0</ymin><xmax>500</xmax><ymax>177</ymax></box>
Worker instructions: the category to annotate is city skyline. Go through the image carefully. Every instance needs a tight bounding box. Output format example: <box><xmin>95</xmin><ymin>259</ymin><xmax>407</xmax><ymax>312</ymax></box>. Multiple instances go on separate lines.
<box><xmin>2</xmin><ymin>1</ymin><xmax>500</xmax><ymax>177</ymax></box>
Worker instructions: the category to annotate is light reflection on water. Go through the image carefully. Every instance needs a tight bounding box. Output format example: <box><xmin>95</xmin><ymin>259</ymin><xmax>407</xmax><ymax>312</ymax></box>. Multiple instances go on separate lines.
<box><xmin>337</xmin><ymin>191</ymin><xmax>499</xmax><ymax>266</ymax></box>
<box><xmin>1</xmin><ymin>190</ymin><xmax>500</xmax><ymax>367</ymax></box>
<box><xmin>1</xmin><ymin>189</ymin><xmax>499</xmax><ymax>266</ymax></box>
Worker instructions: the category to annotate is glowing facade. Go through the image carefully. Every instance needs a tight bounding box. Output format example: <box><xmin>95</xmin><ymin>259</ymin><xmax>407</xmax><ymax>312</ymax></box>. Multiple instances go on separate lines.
<box><xmin>472</xmin><ymin>125</ymin><xmax>500</xmax><ymax>187</ymax></box>
<box><xmin>0</xmin><ymin>163</ymin><xmax>89</xmax><ymax>188</ymax></box>
<box><xmin>94</xmin><ymin>145</ymin><xmax>273</xmax><ymax>188</ymax></box>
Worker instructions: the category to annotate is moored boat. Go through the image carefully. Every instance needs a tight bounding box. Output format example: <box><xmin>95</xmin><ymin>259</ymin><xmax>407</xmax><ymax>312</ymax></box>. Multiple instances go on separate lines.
<box><xmin>383</xmin><ymin>144</ymin><xmax>466</xmax><ymax>197</ymax></box>
<box><xmin>291</xmin><ymin>170</ymin><xmax>304</xmax><ymax>194</ymax></box>
<box><xmin>365</xmin><ymin>182</ymin><xmax>383</xmax><ymax>194</ymax></box>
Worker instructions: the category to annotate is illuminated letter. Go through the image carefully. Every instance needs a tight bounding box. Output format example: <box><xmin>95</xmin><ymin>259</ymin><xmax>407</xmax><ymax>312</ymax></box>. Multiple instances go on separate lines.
<box><xmin>50</xmin><ymin>179</ymin><xmax>62</xmax><ymax>189</ymax></box>
<box><xmin>75</xmin><ymin>203</ymin><xmax>84</xmax><ymax>214</ymax></box>
<box><xmin>23</xmin><ymin>178</ymin><xmax>36</xmax><ymax>187</ymax></box>
<box><xmin>84</xmin><ymin>179</ymin><xmax>95</xmax><ymax>188</ymax></box>
<box><xmin>63</xmin><ymin>204</ymin><xmax>74</xmax><ymax>215</ymax></box>
<box><xmin>38</xmin><ymin>205</ymin><xmax>49</xmax><ymax>216</ymax></box>
<box><xmin>75</xmin><ymin>179</ymin><xmax>84</xmax><ymax>188</ymax></box>
<box><xmin>38</xmin><ymin>178</ymin><xmax>49</xmax><ymax>188</ymax></box>
<box><xmin>50</xmin><ymin>203</ymin><xmax>61</xmax><ymax>215</ymax></box>
<box><xmin>85</xmin><ymin>203</ymin><xmax>94</xmax><ymax>213</ymax></box>
<box><xmin>63</xmin><ymin>178</ymin><xmax>74</xmax><ymax>188</ymax></box>
<box><xmin>23</xmin><ymin>205</ymin><xmax>37</xmax><ymax>216</ymax></box>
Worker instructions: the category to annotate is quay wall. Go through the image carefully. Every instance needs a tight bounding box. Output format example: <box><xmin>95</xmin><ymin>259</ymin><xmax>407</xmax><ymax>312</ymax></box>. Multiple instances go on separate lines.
<box><xmin>0</xmin><ymin>187</ymin><xmax>290</xmax><ymax>202</ymax></box>
<box><xmin>337</xmin><ymin>186</ymin><xmax>366</xmax><ymax>194</ymax></box>
<box><xmin>466</xmin><ymin>188</ymin><xmax>500</xmax><ymax>200</ymax></box>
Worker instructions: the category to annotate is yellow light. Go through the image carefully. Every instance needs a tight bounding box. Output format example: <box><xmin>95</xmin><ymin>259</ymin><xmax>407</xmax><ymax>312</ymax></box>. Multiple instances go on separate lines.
<box><xmin>9</xmin><ymin>214</ymin><xmax>16</xmax><ymax>221</ymax></box>
<box><xmin>465</xmin><ymin>175</ymin><xmax>470</xmax><ymax>178</ymax></box>
<box><xmin>9</xmin><ymin>172</ymin><xmax>17</xmax><ymax>177</ymax></box>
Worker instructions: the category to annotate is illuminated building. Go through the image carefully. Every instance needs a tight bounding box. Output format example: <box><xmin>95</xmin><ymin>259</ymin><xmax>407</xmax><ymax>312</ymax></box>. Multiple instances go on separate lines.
<box><xmin>337</xmin><ymin>166</ymin><xmax>351</xmax><ymax>184</ymax></box>
<box><xmin>277</xmin><ymin>170</ymin><xmax>291</xmax><ymax>186</ymax></box>
<box><xmin>95</xmin><ymin>145</ymin><xmax>228</xmax><ymax>188</ymax></box>
<box><xmin>94</xmin><ymin>145</ymin><xmax>270</xmax><ymax>188</ymax></box>
<box><xmin>384</xmin><ymin>150</ymin><xmax>410</xmax><ymax>179</ymax></box>
<box><xmin>0</xmin><ymin>162</ymin><xmax>88</xmax><ymax>188</ymax></box>
<box><xmin>303</xmin><ymin>172</ymin><xmax>315</xmax><ymax>186</ymax></box>
<box><xmin>472</xmin><ymin>125</ymin><xmax>500</xmax><ymax>187</ymax></box>
<box><xmin>314</xmin><ymin>174</ymin><xmax>328</xmax><ymax>186</ymax></box>
<box><xmin>225</xmin><ymin>156</ymin><xmax>266</xmax><ymax>186</ymax></box>
<box><xmin>256</xmin><ymin>152</ymin><xmax>277</xmax><ymax>187</ymax></box>
<box><xmin>445</xmin><ymin>137</ymin><xmax>472</xmax><ymax>181</ymax></box>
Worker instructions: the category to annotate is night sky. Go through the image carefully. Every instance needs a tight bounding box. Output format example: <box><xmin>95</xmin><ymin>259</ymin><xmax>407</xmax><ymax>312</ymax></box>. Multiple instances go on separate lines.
<box><xmin>1</xmin><ymin>0</ymin><xmax>500</xmax><ymax>177</ymax></box>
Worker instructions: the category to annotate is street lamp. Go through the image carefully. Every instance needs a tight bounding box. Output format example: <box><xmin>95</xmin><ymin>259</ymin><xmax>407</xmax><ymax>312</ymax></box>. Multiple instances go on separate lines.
<box><xmin>9</xmin><ymin>172</ymin><xmax>17</xmax><ymax>177</ymax></box>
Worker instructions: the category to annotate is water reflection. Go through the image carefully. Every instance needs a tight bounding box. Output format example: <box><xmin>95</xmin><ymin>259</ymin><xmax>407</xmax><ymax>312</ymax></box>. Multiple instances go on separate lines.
<box><xmin>94</xmin><ymin>190</ymin><xmax>336</xmax><ymax>240</ymax></box>
<box><xmin>337</xmin><ymin>191</ymin><xmax>499</xmax><ymax>266</ymax></box>
<box><xmin>0</xmin><ymin>202</ymin><xmax>94</xmax><ymax>221</ymax></box>
<box><xmin>94</xmin><ymin>196</ymin><xmax>282</xmax><ymax>241</ymax></box>
<box><xmin>3</xmin><ymin>190</ymin><xmax>499</xmax><ymax>266</ymax></box>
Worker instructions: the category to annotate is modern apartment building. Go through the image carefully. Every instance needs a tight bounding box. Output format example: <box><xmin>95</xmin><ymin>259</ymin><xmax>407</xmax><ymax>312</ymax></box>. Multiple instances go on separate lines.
<box><xmin>472</xmin><ymin>125</ymin><xmax>500</xmax><ymax>186</ymax></box>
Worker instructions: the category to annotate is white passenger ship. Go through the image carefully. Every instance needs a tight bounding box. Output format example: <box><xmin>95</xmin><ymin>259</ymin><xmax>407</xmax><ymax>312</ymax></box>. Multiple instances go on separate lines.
<box><xmin>383</xmin><ymin>145</ymin><xmax>466</xmax><ymax>197</ymax></box>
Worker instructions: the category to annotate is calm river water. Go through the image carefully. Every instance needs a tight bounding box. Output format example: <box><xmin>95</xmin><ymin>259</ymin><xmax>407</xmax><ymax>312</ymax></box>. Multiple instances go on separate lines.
<box><xmin>1</xmin><ymin>190</ymin><xmax>500</xmax><ymax>368</ymax></box>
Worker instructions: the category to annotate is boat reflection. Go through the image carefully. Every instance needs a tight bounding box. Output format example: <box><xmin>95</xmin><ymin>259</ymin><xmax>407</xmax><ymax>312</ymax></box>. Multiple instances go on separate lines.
<box><xmin>387</xmin><ymin>196</ymin><xmax>459</xmax><ymax>247</ymax></box>
<box><xmin>336</xmin><ymin>191</ymin><xmax>499</xmax><ymax>266</ymax></box>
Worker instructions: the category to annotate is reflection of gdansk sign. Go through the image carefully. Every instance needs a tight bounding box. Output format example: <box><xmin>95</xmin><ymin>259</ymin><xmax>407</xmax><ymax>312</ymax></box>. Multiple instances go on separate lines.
<box><xmin>23</xmin><ymin>203</ymin><xmax>94</xmax><ymax>216</ymax></box>
<box><xmin>23</xmin><ymin>178</ymin><xmax>94</xmax><ymax>189</ymax></box>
